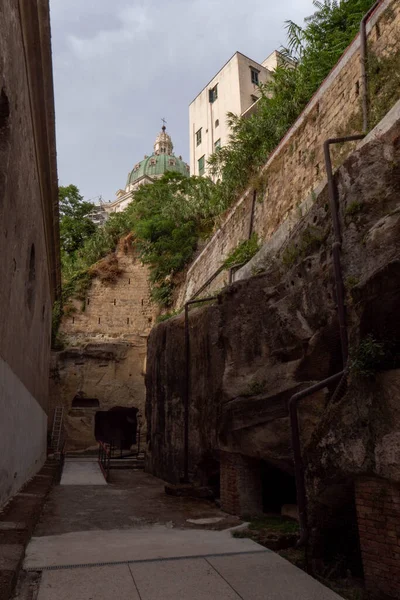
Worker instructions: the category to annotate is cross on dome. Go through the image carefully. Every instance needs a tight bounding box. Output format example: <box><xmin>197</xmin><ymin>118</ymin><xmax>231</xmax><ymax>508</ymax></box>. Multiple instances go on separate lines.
<box><xmin>154</xmin><ymin>121</ymin><xmax>173</xmax><ymax>155</ymax></box>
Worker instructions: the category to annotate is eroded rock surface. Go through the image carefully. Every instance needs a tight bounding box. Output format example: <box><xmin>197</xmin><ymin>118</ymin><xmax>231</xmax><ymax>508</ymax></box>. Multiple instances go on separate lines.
<box><xmin>146</xmin><ymin>108</ymin><xmax>400</xmax><ymax>498</ymax></box>
<box><xmin>50</xmin><ymin>340</ymin><xmax>146</xmax><ymax>451</ymax></box>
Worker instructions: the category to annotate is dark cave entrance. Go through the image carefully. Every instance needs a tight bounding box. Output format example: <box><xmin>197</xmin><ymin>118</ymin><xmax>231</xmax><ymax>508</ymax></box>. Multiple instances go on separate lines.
<box><xmin>261</xmin><ymin>462</ymin><xmax>297</xmax><ymax>514</ymax></box>
<box><xmin>197</xmin><ymin>453</ymin><xmax>220</xmax><ymax>499</ymax></box>
<box><xmin>95</xmin><ymin>406</ymin><xmax>138</xmax><ymax>450</ymax></box>
<box><xmin>312</xmin><ymin>483</ymin><xmax>364</xmax><ymax>579</ymax></box>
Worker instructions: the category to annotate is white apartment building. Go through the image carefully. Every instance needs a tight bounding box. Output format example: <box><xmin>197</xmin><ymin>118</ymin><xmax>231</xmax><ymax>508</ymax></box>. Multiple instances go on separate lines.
<box><xmin>189</xmin><ymin>50</ymin><xmax>283</xmax><ymax>177</ymax></box>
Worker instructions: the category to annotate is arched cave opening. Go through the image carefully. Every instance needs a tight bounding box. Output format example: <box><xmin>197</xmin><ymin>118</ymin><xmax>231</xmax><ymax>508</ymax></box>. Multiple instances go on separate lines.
<box><xmin>261</xmin><ymin>462</ymin><xmax>297</xmax><ymax>515</ymax></box>
<box><xmin>95</xmin><ymin>406</ymin><xmax>138</xmax><ymax>451</ymax></box>
<box><xmin>311</xmin><ymin>482</ymin><xmax>363</xmax><ymax>579</ymax></box>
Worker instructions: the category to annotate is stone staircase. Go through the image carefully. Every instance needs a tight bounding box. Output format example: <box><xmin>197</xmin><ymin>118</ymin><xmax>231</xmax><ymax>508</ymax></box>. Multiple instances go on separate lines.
<box><xmin>109</xmin><ymin>452</ymin><xmax>145</xmax><ymax>470</ymax></box>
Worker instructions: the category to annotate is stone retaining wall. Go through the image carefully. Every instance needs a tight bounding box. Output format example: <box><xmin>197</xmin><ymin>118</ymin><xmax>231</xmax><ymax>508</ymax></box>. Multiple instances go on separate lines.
<box><xmin>174</xmin><ymin>0</ymin><xmax>400</xmax><ymax>308</ymax></box>
<box><xmin>356</xmin><ymin>477</ymin><xmax>400</xmax><ymax>599</ymax></box>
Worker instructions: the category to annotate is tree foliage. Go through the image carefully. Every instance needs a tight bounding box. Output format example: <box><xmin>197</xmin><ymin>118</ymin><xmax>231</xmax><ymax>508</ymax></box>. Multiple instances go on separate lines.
<box><xmin>61</xmin><ymin>174</ymin><xmax>223</xmax><ymax>307</ymax></box>
<box><xmin>208</xmin><ymin>0</ymin><xmax>376</xmax><ymax>205</ymax></box>
<box><xmin>59</xmin><ymin>185</ymin><xmax>96</xmax><ymax>255</ymax></box>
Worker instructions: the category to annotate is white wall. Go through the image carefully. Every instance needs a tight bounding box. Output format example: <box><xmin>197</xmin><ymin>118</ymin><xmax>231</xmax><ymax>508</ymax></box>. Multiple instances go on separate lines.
<box><xmin>189</xmin><ymin>54</ymin><xmax>241</xmax><ymax>177</ymax></box>
<box><xmin>0</xmin><ymin>357</ymin><xmax>47</xmax><ymax>507</ymax></box>
<box><xmin>189</xmin><ymin>52</ymin><xmax>273</xmax><ymax>177</ymax></box>
<box><xmin>237</xmin><ymin>53</ymin><xmax>272</xmax><ymax>115</ymax></box>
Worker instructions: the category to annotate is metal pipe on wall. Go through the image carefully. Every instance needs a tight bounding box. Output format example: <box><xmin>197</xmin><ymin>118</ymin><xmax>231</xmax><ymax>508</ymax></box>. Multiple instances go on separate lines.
<box><xmin>324</xmin><ymin>135</ymin><xmax>366</xmax><ymax>363</ymax></box>
<box><xmin>287</xmin><ymin>0</ymin><xmax>383</xmax><ymax>543</ymax></box>
<box><xmin>289</xmin><ymin>371</ymin><xmax>345</xmax><ymax>545</ymax></box>
<box><xmin>289</xmin><ymin>133</ymin><xmax>365</xmax><ymax>549</ymax></box>
<box><xmin>248</xmin><ymin>189</ymin><xmax>257</xmax><ymax>239</ymax></box>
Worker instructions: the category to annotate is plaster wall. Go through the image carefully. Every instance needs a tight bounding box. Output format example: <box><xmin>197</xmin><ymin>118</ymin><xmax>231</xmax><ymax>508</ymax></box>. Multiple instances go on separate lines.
<box><xmin>0</xmin><ymin>0</ymin><xmax>58</xmax><ymax>407</ymax></box>
<box><xmin>0</xmin><ymin>0</ymin><xmax>59</xmax><ymax>506</ymax></box>
<box><xmin>0</xmin><ymin>357</ymin><xmax>47</xmax><ymax>507</ymax></box>
<box><xmin>189</xmin><ymin>52</ymin><xmax>272</xmax><ymax>176</ymax></box>
<box><xmin>177</xmin><ymin>0</ymin><xmax>400</xmax><ymax>307</ymax></box>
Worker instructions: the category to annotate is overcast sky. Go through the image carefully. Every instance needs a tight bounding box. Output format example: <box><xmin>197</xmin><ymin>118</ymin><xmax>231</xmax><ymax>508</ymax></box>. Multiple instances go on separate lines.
<box><xmin>50</xmin><ymin>0</ymin><xmax>314</xmax><ymax>203</ymax></box>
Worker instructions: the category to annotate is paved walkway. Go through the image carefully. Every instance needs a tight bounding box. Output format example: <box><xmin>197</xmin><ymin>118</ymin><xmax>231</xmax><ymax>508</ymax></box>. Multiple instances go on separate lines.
<box><xmin>14</xmin><ymin>467</ymin><xmax>342</xmax><ymax>599</ymax></box>
<box><xmin>34</xmin><ymin>552</ymin><xmax>342</xmax><ymax>600</ymax></box>
<box><xmin>60</xmin><ymin>459</ymin><xmax>106</xmax><ymax>486</ymax></box>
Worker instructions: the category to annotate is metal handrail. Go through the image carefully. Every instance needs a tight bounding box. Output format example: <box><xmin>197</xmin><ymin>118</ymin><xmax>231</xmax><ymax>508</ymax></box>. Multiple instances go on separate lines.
<box><xmin>98</xmin><ymin>441</ymin><xmax>111</xmax><ymax>482</ymax></box>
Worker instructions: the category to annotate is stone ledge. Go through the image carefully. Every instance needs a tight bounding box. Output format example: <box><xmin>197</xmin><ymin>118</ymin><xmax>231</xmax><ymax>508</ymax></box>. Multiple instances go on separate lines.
<box><xmin>0</xmin><ymin>461</ymin><xmax>58</xmax><ymax>600</ymax></box>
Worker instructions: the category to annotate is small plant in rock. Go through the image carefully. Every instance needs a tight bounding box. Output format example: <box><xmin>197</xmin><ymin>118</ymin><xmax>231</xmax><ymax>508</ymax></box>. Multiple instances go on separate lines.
<box><xmin>251</xmin><ymin>265</ymin><xmax>265</xmax><ymax>276</ymax></box>
<box><xmin>156</xmin><ymin>309</ymin><xmax>182</xmax><ymax>323</ymax></box>
<box><xmin>301</xmin><ymin>225</ymin><xmax>325</xmax><ymax>254</ymax></box>
<box><xmin>349</xmin><ymin>335</ymin><xmax>387</xmax><ymax>377</ymax></box>
<box><xmin>282</xmin><ymin>225</ymin><xmax>325</xmax><ymax>268</ymax></box>
<box><xmin>345</xmin><ymin>201</ymin><xmax>363</xmax><ymax>217</ymax></box>
<box><xmin>223</xmin><ymin>234</ymin><xmax>260</xmax><ymax>269</ymax></box>
<box><xmin>150</xmin><ymin>282</ymin><xmax>173</xmax><ymax>308</ymax></box>
<box><xmin>282</xmin><ymin>243</ymin><xmax>301</xmax><ymax>268</ymax></box>
<box><xmin>368</xmin><ymin>50</ymin><xmax>400</xmax><ymax>130</ymax></box>
<box><xmin>242</xmin><ymin>380</ymin><xmax>267</xmax><ymax>397</ymax></box>
<box><xmin>345</xmin><ymin>276</ymin><xmax>359</xmax><ymax>289</ymax></box>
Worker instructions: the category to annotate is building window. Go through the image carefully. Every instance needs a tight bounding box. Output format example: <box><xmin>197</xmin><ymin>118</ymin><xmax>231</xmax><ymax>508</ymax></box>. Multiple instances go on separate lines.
<box><xmin>215</xmin><ymin>119</ymin><xmax>219</xmax><ymax>128</ymax></box>
<box><xmin>250</xmin><ymin>68</ymin><xmax>259</xmax><ymax>85</ymax></box>
<box><xmin>198</xmin><ymin>155</ymin><xmax>205</xmax><ymax>176</ymax></box>
<box><xmin>209</xmin><ymin>84</ymin><xmax>218</xmax><ymax>103</ymax></box>
<box><xmin>196</xmin><ymin>128</ymin><xmax>202</xmax><ymax>146</ymax></box>
<box><xmin>169</xmin><ymin>159</ymin><xmax>176</xmax><ymax>166</ymax></box>
<box><xmin>214</xmin><ymin>139</ymin><xmax>221</xmax><ymax>150</ymax></box>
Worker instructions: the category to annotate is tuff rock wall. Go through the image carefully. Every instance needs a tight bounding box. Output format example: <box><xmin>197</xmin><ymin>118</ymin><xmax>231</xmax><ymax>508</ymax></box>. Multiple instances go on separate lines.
<box><xmin>146</xmin><ymin>103</ymin><xmax>400</xmax><ymax>597</ymax></box>
<box><xmin>51</xmin><ymin>245</ymin><xmax>157</xmax><ymax>451</ymax></box>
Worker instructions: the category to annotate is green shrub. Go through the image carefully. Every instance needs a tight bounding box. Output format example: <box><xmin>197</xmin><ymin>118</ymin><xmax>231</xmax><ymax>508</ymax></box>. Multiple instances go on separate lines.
<box><xmin>369</xmin><ymin>50</ymin><xmax>400</xmax><ymax>130</ymax></box>
<box><xmin>60</xmin><ymin>173</ymin><xmax>223</xmax><ymax>308</ymax></box>
<box><xmin>156</xmin><ymin>309</ymin><xmax>182</xmax><ymax>323</ymax></box>
<box><xmin>350</xmin><ymin>335</ymin><xmax>388</xmax><ymax>377</ymax></box>
<box><xmin>223</xmin><ymin>233</ymin><xmax>260</xmax><ymax>269</ymax></box>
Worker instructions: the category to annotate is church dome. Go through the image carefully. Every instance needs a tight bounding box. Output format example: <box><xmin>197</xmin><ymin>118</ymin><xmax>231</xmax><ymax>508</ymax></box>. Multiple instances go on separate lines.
<box><xmin>126</xmin><ymin>126</ymin><xmax>190</xmax><ymax>189</ymax></box>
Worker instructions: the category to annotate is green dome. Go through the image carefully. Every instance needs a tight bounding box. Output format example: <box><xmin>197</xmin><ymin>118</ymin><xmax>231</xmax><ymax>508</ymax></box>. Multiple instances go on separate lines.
<box><xmin>127</xmin><ymin>152</ymin><xmax>189</xmax><ymax>187</ymax></box>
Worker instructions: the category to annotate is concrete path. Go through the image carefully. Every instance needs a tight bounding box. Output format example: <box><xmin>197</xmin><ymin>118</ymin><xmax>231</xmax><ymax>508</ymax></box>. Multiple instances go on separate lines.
<box><xmin>15</xmin><ymin>469</ymin><xmax>343</xmax><ymax>599</ymax></box>
<box><xmin>60</xmin><ymin>459</ymin><xmax>106</xmax><ymax>486</ymax></box>
<box><xmin>33</xmin><ymin>552</ymin><xmax>343</xmax><ymax>600</ymax></box>
<box><xmin>24</xmin><ymin>525</ymin><xmax>265</xmax><ymax>569</ymax></box>
<box><xmin>24</xmin><ymin>526</ymin><xmax>342</xmax><ymax>599</ymax></box>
